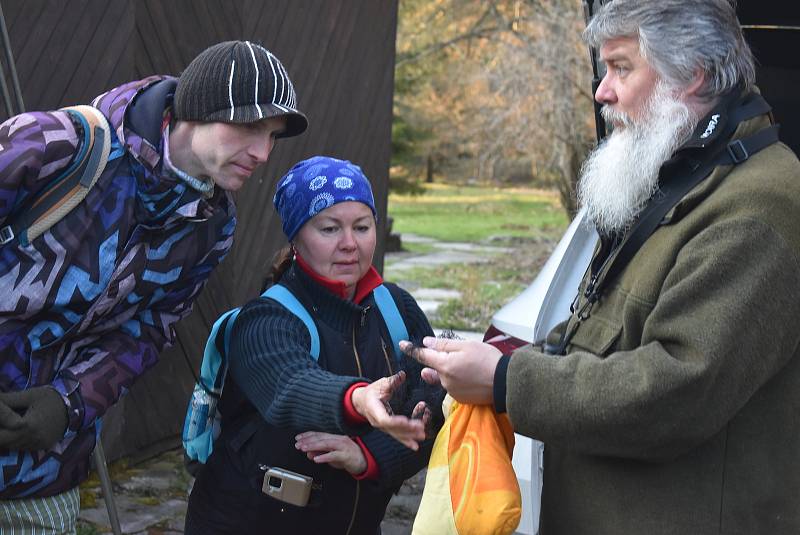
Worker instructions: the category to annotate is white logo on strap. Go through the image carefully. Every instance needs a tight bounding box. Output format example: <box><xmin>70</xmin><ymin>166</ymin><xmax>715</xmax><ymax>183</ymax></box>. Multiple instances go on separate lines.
<box><xmin>700</xmin><ymin>114</ymin><xmax>720</xmax><ymax>139</ymax></box>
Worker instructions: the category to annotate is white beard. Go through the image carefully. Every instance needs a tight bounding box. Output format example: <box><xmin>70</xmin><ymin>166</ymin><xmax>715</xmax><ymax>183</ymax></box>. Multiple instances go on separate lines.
<box><xmin>578</xmin><ymin>82</ymin><xmax>698</xmax><ymax>235</ymax></box>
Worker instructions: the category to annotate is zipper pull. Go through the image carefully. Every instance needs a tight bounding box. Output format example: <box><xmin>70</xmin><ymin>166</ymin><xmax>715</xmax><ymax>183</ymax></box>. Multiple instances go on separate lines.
<box><xmin>584</xmin><ymin>274</ymin><xmax>598</xmax><ymax>298</ymax></box>
<box><xmin>360</xmin><ymin>305</ymin><xmax>371</xmax><ymax>327</ymax></box>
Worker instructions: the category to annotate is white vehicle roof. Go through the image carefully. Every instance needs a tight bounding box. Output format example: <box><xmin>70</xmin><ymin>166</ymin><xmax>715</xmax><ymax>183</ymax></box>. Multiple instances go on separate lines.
<box><xmin>491</xmin><ymin>208</ymin><xmax>598</xmax><ymax>344</ymax></box>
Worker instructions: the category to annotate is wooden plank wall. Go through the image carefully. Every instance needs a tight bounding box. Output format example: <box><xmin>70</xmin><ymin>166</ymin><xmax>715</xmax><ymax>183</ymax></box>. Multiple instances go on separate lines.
<box><xmin>1</xmin><ymin>0</ymin><xmax>399</xmax><ymax>461</ymax></box>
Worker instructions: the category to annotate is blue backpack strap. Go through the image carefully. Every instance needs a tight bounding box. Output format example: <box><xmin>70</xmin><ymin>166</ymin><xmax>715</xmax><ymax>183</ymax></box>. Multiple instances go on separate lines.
<box><xmin>183</xmin><ymin>306</ymin><xmax>240</xmax><ymax>463</ymax></box>
<box><xmin>200</xmin><ymin>308</ymin><xmax>240</xmax><ymax>393</ymax></box>
<box><xmin>221</xmin><ymin>309</ymin><xmax>241</xmax><ymax>369</ymax></box>
<box><xmin>184</xmin><ymin>284</ymin><xmax>321</xmax><ymax>464</ymax></box>
<box><xmin>373</xmin><ymin>284</ymin><xmax>408</xmax><ymax>367</ymax></box>
<box><xmin>263</xmin><ymin>285</ymin><xmax>321</xmax><ymax>360</ymax></box>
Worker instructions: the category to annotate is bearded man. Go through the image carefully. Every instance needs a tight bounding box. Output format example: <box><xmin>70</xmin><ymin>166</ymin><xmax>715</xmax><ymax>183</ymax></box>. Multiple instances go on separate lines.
<box><xmin>404</xmin><ymin>1</ymin><xmax>800</xmax><ymax>534</ymax></box>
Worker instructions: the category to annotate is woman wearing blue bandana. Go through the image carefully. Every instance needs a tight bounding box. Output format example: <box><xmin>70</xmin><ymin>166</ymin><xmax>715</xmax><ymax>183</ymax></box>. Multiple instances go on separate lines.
<box><xmin>185</xmin><ymin>156</ymin><xmax>443</xmax><ymax>534</ymax></box>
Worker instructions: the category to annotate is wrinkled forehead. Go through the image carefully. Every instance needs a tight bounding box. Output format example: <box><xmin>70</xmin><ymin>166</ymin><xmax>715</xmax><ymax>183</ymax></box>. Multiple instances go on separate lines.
<box><xmin>599</xmin><ymin>36</ymin><xmax>644</xmax><ymax>64</ymax></box>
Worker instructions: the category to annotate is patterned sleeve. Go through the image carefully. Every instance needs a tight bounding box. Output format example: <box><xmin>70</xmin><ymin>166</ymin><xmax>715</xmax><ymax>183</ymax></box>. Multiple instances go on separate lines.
<box><xmin>0</xmin><ymin>111</ymin><xmax>80</xmax><ymax>225</ymax></box>
<box><xmin>52</xmin><ymin>222</ymin><xmax>235</xmax><ymax>432</ymax></box>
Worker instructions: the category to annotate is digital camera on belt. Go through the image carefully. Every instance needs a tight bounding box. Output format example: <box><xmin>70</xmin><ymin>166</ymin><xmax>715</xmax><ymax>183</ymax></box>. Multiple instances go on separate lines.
<box><xmin>261</xmin><ymin>466</ymin><xmax>313</xmax><ymax>507</ymax></box>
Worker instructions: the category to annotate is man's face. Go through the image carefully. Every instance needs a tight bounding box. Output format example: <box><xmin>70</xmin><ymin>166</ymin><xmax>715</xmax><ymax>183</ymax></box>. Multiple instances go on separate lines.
<box><xmin>595</xmin><ymin>36</ymin><xmax>660</xmax><ymax>127</ymax></box>
<box><xmin>189</xmin><ymin>116</ymin><xmax>287</xmax><ymax>192</ymax></box>
<box><xmin>578</xmin><ymin>78</ymin><xmax>697</xmax><ymax>235</ymax></box>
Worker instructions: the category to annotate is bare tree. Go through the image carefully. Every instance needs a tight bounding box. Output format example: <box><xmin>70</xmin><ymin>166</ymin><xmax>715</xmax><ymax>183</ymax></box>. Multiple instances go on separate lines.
<box><xmin>395</xmin><ymin>0</ymin><xmax>595</xmax><ymax>215</ymax></box>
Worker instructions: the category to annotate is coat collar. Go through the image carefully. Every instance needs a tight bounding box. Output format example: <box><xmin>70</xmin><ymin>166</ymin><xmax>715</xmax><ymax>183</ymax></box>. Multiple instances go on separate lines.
<box><xmin>294</xmin><ymin>252</ymin><xmax>383</xmax><ymax>304</ymax></box>
<box><xmin>92</xmin><ymin>76</ymin><xmax>233</xmax><ymax>224</ymax></box>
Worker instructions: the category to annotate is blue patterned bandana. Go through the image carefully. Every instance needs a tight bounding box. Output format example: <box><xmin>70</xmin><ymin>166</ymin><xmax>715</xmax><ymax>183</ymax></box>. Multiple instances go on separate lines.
<box><xmin>273</xmin><ymin>156</ymin><xmax>377</xmax><ymax>240</ymax></box>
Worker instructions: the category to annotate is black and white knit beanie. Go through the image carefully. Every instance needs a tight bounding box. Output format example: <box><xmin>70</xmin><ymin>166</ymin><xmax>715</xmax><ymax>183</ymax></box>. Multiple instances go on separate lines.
<box><xmin>174</xmin><ymin>40</ymin><xmax>308</xmax><ymax>138</ymax></box>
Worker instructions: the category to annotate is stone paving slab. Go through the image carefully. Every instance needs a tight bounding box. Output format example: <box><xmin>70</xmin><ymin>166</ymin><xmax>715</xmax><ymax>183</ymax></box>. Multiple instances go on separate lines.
<box><xmin>415</xmin><ymin>299</ymin><xmax>445</xmax><ymax>316</ymax></box>
<box><xmin>413</xmin><ymin>288</ymin><xmax>463</xmax><ymax>316</ymax></box>
<box><xmin>413</xmin><ymin>288</ymin><xmax>462</xmax><ymax>300</ymax></box>
<box><xmin>80</xmin><ymin>495</ymin><xmax>187</xmax><ymax>534</ymax></box>
<box><xmin>398</xmin><ymin>233</ymin><xmax>437</xmax><ymax>244</ymax></box>
<box><xmin>429</xmin><ymin>241</ymin><xmax>513</xmax><ymax>254</ymax></box>
<box><xmin>385</xmin><ymin>235</ymin><xmax>511</xmax><ymax>273</ymax></box>
<box><xmin>386</xmin><ymin>249</ymin><xmax>494</xmax><ymax>271</ymax></box>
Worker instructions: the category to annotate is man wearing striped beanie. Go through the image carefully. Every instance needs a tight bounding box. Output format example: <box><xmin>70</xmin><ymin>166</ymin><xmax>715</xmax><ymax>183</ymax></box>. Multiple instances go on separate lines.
<box><xmin>169</xmin><ymin>40</ymin><xmax>308</xmax><ymax>192</ymax></box>
<box><xmin>0</xmin><ymin>40</ymin><xmax>306</xmax><ymax>531</ymax></box>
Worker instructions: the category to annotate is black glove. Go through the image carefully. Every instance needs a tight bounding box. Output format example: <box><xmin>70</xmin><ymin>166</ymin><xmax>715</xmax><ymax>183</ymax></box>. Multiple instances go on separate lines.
<box><xmin>0</xmin><ymin>386</ymin><xmax>69</xmax><ymax>451</ymax></box>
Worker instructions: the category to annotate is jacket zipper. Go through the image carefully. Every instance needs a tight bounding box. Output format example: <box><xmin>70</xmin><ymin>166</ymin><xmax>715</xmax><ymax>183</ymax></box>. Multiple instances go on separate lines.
<box><xmin>352</xmin><ymin>322</ymin><xmax>364</xmax><ymax>376</ymax></box>
<box><xmin>345</xmin><ymin>480</ymin><xmax>360</xmax><ymax>535</ymax></box>
<box><xmin>381</xmin><ymin>338</ymin><xmax>394</xmax><ymax>375</ymax></box>
<box><xmin>351</xmin><ymin>305</ymin><xmax>371</xmax><ymax>375</ymax></box>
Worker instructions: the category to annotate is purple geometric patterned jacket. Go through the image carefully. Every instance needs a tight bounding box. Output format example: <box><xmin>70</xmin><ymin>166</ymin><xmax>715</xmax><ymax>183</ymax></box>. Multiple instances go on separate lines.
<box><xmin>0</xmin><ymin>76</ymin><xmax>236</xmax><ymax>498</ymax></box>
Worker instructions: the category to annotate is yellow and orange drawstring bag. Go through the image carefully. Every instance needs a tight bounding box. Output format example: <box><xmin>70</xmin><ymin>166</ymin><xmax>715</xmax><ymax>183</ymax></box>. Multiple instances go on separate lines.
<box><xmin>412</xmin><ymin>395</ymin><xmax>521</xmax><ymax>535</ymax></box>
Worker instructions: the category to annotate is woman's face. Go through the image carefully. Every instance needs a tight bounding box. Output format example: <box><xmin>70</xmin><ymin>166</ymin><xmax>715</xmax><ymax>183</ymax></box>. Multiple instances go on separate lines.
<box><xmin>293</xmin><ymin>201</ymin><xmax>377</xmax><ymax>297</ymax></box>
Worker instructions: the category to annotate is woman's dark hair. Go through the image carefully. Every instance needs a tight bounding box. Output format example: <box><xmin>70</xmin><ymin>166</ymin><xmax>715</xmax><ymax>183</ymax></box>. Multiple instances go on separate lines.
<box><xmin>262</xmin><ymin>245</ymin><xmax>294</xmax><ymax>291</ymax></box>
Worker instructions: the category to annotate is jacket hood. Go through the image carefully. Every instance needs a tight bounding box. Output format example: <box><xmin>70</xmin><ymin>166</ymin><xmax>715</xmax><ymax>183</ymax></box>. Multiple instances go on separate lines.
<box><xmin>92</xmin><ymin>75</ymin><xmax>176</xmax><ymax>171</ymax></box>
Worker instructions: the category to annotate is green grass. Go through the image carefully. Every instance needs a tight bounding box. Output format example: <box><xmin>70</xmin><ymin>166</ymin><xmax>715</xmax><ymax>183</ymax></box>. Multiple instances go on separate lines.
<box><xmin>388</xmin><ymin>183</ymin><xmax>567</xmax><ymax>242</ymax></box>
<box><xmin>76</xmin><ymin>521</ymin><xmax>100</xmax><ymax>535</ymax></box>
<box><xmin>391</xmin><ymin>243</ymin><xmax>554</xmax><ymax>331</ymax></box>
<box><xmin>399</xmin><ymin>240</ymin><xmax>437</xmax><ymax>255</ymax></box>
<box><xmin>386</xmin><ymin>183</ymin><xmax>568</xmax><ymax>330</ymax></box>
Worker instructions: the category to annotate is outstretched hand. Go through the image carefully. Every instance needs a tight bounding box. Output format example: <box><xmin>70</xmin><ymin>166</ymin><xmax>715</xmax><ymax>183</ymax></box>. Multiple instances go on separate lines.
<box><xmin>400</xmin><ymin>336</ymin><xmax>502</xmax><ymax>405</ymax></box>
<box><xmin>295</xmin><ymin>432</ymin><xmax>367</xmax><ymax>475</ymax></box>
<box><xmin>350</xmin><ymin>371</ymin><xmax>426</xmax><ymax>450</ymax></box>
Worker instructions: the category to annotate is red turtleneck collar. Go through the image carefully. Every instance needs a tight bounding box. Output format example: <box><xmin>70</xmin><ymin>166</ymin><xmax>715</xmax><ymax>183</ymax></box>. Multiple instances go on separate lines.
<box><xmin>294</xmin><ymin>252</ymin><xmax>383</xmax><ymax>304</ymax></box>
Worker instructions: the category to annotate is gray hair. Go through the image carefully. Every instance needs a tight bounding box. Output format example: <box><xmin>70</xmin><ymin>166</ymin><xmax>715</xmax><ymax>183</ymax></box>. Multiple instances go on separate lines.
<box><xmin>584</xmin><ymin>0</ymin><xmax>756</xmax><ymax>100</ymax></box>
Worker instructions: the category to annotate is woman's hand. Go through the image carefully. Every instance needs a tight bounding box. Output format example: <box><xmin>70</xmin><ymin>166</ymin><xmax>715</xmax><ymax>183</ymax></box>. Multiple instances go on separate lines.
<box><xmin>295</xmin><ymin>432</ymin><xmax>367</xmax><ymax>475</ymax></box>
<box><xmin>350</xmin><ymin>371</ymin><xmax>426</xmax><ymax>450</ymax></box>
<box><xmin>410</xmin><ymin>400</ymin><xmax>437</xmax><ymax>439</ymax></box>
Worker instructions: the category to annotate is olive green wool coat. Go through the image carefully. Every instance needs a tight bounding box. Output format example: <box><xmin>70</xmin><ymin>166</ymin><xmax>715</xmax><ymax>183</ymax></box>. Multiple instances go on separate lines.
<box><xmin>507</xmin><ymin>112</ymin><xmax>800</xmax><ymax>535</ymax></box>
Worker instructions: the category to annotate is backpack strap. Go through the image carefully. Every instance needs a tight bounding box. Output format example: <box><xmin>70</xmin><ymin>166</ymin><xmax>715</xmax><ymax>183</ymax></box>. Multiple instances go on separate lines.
<box><xmin>263</xmin><ymin>284</ymin><xmax>321</xmax><ymax>360</ymax></box>
<box><xmin>198</xmin><ymin>283</ymin><xmax>407</xmax><ymax>402</ymax></box>
<box><xmin>262</xmin><ymin>283</ymin><xmax>409</xmax><ymax>365</ymax></box>
<box><xmin>198</xmin><ymin>308</ymin><xmax>241</xmax><ymax>397</ymax></box>
<box><xmin>373</xmin><ymin>284</ymin><xmax>409</xmax><ymax>367</ymax></box>
<box><xmin>0</xmin><ymin>105</ymin><xmax>111</xmax><ymax>246</ymax></box>
<box><xmin>199</xmin><ymin>281</ymin><xmax>326</xmax><ymax>394</ymax></box>
<box><xmin>200</xmin><ymin>283</ymin><xmax>322</xmax><ymax>394</ymax></box>
<box><xmin>183</xmin><ymin>307</ymin><xmax>240</xmax><ymax>463</ymax></box>
<box><xmin>184</xmin><ymin>285</ymin><xmax>321</xmax><ymax>464</ymax></box>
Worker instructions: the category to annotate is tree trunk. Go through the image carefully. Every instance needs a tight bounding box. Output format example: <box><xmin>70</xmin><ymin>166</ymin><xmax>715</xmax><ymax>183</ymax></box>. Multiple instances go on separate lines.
<box><xmin>556</xmin><ymin>140</ymin><xmax>585</xmax><ymax>217</ymax></box>
<box><xmin>426</xmin><ymin>154</ymin><xmax>434</xmax><ymax>183</ymax></box>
